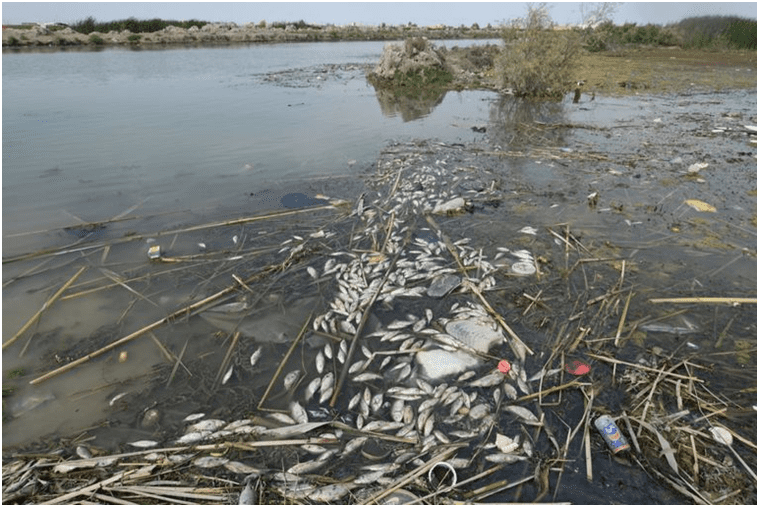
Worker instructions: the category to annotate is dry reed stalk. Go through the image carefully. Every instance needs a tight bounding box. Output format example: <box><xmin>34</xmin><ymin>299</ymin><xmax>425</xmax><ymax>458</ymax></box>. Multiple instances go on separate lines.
<box><xmin>416</xmin><ymin>464</ymin><xmax>504</xmax><ymax>504</ymax></box>
<box><xmin>257</xmin><ymin>311</ymin><xmax>313</xmax><ymax>409</ymax></box>
<box><xmin>99</xmin><ymin>268</ymin><xmax>162</xmax><ymax>309</ymax></box>
<box><xmin>4</xmin><ymin>265</ymin><xmax>87</xmax><ymax>351</ymax></box>
<box><xmin>586</xmin><ymin>353</ymin><xmax>703</xmax><ymax>382</ymax></box>
<box><xmin>516</xmin><ymin>380</ymin><xmax>590</xmax><ymax>403</ymax></box>
<box><xmin>105</xmin><ymin>485</ymin><xmax>227</xmax><ymax>502</ymax></box>
<box><xmin>31</xmin><ymin>269</ymin><xmax>272</xmax><ymax>385</ymax></box>
<box><xmin>690</xmin><ymin>434</ymin><xmax>699</xmax><ymax>487</ymax></box>
<box><xmin>41</xmin><ymin>467</ymin><xmax>144</xmax><ymax>505</ymax></box>
<box><xmin>621</xmin><ymin>411</ymin><xmax>641</xmax><ymax>454</ymax></box>
<box><xmin>363</xmin><ymin>444</ymin><xmax>465</xmax><ymax>505</ymax></box>
<box><xmin>214</xmin><ymin>331</ymin><xmax>241</xmax><ymax>388</ymax></box>
<box><xmin>467</xmin><ymin>474</ymin><xmax>534</xmax><ymax>502</ymax></box>
<box><xmin>648</xmin><ymin>297</ymin><xmax>756</xmax><ymax>305</ymax></box>
<box><xmin>614</xmin><ymin>290</ymin><xmax>633</xmax><ymax>346</ymax></box>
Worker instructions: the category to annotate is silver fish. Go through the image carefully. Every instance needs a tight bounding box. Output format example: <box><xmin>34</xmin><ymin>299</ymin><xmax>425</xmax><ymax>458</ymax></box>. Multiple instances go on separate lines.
<box><xmin>250</xmin><ymin>347</ymin><xmax>263</xmax><ymax>368</ymax></box>
<box><xmin>222</xmin><ymin>365</ymin><xmax>234</xmax><ymax>385</ymax></box>
<box><xmin>307</xmin><ymin>484</ymin><xmax>352</xmax><ymax>503</ymax></box>
<box><xmin>128</xmin><ymin>440</ymin><xmax>158</xmax><ymax>448</ymax></box>
<box><xmin>290</xmin><ymin>401</ymin><xmax>308</xmax><ymax>424</ymax></box>
<box><xmin>315</xmin><ymin>351</ymin><xmax>325</xmax><ymax>374</ymax></box>
<box><xmin>194</xmin><ymin>456</ymin><xmax>229</xmax><ymax>468</ymax></box>
<box><xmin>183</xmin><ymin>412</ymin><xmax>205</xmax><ymax>422</ymax></box>
<box><xmin>304</xmin><ymin>377</ymin><xmax>321</xmax><ymax>402</ymax></box>
<box><xmin>284</xmin><ymin>370</ymin><xmax>301</xmax><ymax>391</ymax></box>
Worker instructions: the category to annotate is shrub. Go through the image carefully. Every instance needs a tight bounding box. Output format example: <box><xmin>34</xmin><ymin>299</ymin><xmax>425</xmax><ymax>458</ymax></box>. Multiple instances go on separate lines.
<box><xmin>128</xmin><ymin>34</ymin><xmax>141</xmax><ymax>42</ymax></box>
<box><xmin>496</xmin><ymin>4</ymin><xmax>581</xmax><ymax>99</ymax></box>
<box><xmin>6</xmin><ymin>36</ymin><xmax>20</xmax><ymax>46</ymax></box>
<box><xmin>89</xmin><ymin>34</ymin><xmax>105</xmax><ymax>45</ymax></box>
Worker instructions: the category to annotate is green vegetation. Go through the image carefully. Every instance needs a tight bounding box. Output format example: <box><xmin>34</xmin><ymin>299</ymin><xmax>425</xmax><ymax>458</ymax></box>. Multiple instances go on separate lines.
<box><xmin>674</xmin><ymin>15</ymin><xmax>757</xmax><ymax>50</ymax></box>
<box><xmin>127</xmin><ymin>34</ymin><xmax>141</xmax><ymax>42</ymax></box>
<box><xmin>497</xmin><ymin>4</ymin><xmax>581</xmax><ymax>99</ymax></box>
<box><xmin>6</xmin><ymin>36</ymin><xmax>20</xmax><ymax>46</ymax></box>
<box><xmin>581</xmin><ymin>15</ymin><xmax>757</xmax><ymax>52</ymax></box>
<box><xmin>88</xmin><ymin>34</ymin><xmax>105</xmax><ymax>45</ymax></box>
<box><xmin>71</xmin><ymin>16</ymin><xmax>207</xmax><ymax>34</ymax></box>
<box><xmin>582</xmin><ymin>22</ymin><xmax>678</xmax><ymax>52</ymax></box>
<box><xmin>270</xmin><ymin>19</ymin><xmax>322</xmax><ymax>30</ymax></box>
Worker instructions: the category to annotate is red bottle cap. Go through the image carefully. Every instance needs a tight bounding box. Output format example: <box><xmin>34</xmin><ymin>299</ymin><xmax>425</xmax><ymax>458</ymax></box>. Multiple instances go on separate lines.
<box><xmin>498</xmin><ymin>360</ymin><xmax>511</xmax><ymax>374</ymax></box>
<box><xmin>566</xmin><ymin>360</ymin><xmax>590</xmax><ymax>375</ymax></box>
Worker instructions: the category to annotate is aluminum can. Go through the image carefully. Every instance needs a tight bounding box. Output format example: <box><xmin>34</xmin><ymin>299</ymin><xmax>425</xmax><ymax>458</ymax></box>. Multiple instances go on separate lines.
<box><xmin>594</xmin><ymin>415</ymin><xmax>630</xmax><ymax>453</ymax></box>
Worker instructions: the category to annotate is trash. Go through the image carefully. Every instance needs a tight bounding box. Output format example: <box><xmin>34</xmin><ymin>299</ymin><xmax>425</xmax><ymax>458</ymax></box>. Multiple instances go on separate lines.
<box><xmin>519</xmin><ymin>226</ymin><xmax>538</xmax><ymax>235</ymax></box>
<box><xmin>709</xmin><ymin>426</ymin><xmax>733</xmax><ymax>445</ymax></box>
<box><xmin>511</xmin><ymin>261</ymin><xmax>536</xmax><ymax>276</ymax></box>
<box><xmin>445</xmin><ymin>317</ymin><xmax>504</xmax><ymax>353</ymax></box>
<box><xmin>427</xmin><ymin>274</ymin><xmax>461</xmax><ymax>298</ymax></box>
<box><xmin>687</xmin><ymin>162</ymin><xmax>709</xmax><ymax>173</ymax></box>
<box><xmin>565</xmin><ymin>359</ymin><xmax>590</xmax><ymax>376</ymax></box>
<box><xmin>147</xmin><ymin>245</ymin><xmax>161</xmax><ymax>259</ymax></box>
<box><xmin>495</xmin><ymin>433</ymin><xmax>519</xmax><ymax>453</ymax></box>
<box><xmin>428</xmin><ymin>461</ymin><xmax>457</xmax><ymax>490</ymax></box>
<box><xmin>432</xmin><ymin>197</ymin><xmax>467</xmax><ymax>215</ymax></box>
<box><xmin>497</xmin><ymin>359</ymin><xmax>511</xmax><ymax>374</ymax></box>
<box><xmin>684</xmin><ymin>199</ymin><xmax>717</xmax><ymax>212</ymax></box>
<box><xmin>381</xmin><ymin>489</ymin><xmax>420</xmax><ymax>505</ymax></box>
<box><xmin>594</xmin><ymin>415</ymin><xmax>630</xmax><ymax>454</ymax></box>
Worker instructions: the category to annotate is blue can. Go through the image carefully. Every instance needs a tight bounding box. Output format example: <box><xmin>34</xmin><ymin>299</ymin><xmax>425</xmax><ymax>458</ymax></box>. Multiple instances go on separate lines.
<box><xmin>594</xmin><ymin>415</ymin><xmax>630</xmax><ymax>454</ymax></box>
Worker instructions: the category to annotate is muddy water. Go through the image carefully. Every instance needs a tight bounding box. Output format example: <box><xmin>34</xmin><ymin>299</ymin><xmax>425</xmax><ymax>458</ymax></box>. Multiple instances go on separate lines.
<box><xmin>3</xmin><ymin>45</ymin><xmax>756</xmax><ymax>503</ymax></box>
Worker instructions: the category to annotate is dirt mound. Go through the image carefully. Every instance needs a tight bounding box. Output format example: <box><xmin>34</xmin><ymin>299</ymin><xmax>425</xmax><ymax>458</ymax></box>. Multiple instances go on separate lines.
<box><xmin>369</xmin><ymin>37</ymin><xmax>449</xmax><ymax>81</ymax></box>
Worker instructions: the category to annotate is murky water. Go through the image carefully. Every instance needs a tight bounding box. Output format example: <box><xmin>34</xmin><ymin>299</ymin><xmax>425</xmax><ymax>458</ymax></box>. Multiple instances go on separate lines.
<box><xmin>3</xmin><ymin>41</ymin><xmax>756</xmax><ymax>504</ymax></box>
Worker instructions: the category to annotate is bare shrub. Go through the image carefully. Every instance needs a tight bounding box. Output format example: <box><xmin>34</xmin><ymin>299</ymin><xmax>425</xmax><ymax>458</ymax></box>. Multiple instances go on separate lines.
<box><xmin>496</xmin><ymin>4</ymin><xmax>581</xmax><ymax>99</ymax></box>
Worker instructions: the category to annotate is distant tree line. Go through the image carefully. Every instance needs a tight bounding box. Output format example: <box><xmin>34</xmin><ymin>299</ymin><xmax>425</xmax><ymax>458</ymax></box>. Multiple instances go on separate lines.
<box><xmin>70</xmin><ymin>16</ymin><xmax>207</xmax><ymax>34</ymax></box>
<box><xmin>582</xmin><ymin>15</ymin><xmax>756</xmax><ymax>51</ymax></box>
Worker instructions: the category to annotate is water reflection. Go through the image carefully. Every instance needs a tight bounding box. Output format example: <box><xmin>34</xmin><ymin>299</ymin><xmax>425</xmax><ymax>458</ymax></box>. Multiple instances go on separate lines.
<box><xmin>488</xmin><ymin>94</ymin><xmax>570</xmax><ymax>149</ymax></box>
<box><xmin>368</xmin><ymin>81</ymin><xmax>448</xmax><ymax>122</ymax></box>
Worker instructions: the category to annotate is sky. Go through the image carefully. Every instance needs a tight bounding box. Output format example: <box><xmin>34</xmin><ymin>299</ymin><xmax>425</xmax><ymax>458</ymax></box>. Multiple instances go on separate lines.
<box><xmin>1</xmin><ymin>1</ymin><xmax>757</xmax><ymax>27</ymax></box>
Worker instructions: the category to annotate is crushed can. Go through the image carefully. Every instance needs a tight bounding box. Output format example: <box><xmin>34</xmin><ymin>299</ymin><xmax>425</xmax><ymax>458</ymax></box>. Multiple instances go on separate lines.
<box><xmin>147</xmin><ymin>245</ymin><xmax>161</xmax><ymax>260</ymax></box>
<box><xmin>594</xmin><ymin>415</ymin><xmax>630</xmax><ymax>454</ymax></box>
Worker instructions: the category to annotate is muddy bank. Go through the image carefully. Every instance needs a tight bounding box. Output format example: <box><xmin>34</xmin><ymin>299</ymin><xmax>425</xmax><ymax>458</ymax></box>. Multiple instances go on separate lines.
<box><xmin>2</xmin><ymin>22</ymin><xmax>502</xmax><ymax>48</ymax></box>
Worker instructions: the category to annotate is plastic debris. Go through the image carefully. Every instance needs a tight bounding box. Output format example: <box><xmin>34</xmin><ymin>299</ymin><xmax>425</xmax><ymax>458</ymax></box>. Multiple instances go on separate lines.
<box><xmin>511</xmin><ymin>261</ymin><xmax>536</xmax><ymax>276</ymax></box>
<box><xmin>687</xmin><ymin>162</ymin><xmax>709</xmax><ymax>173</ymax></box>
<box><xmin>565</xmin><ymin>360</ymin><xmax>590</xmax><ymax>376</ymax></box>
<box><xmin>684</xmin><ymin>199</ymin><xmax>717</xmax><ymax>213</ymax></box>
<box><xmin>498</xmin><ymin>360</ymin><xmax>511</xmax><ymax>374</ymax></box>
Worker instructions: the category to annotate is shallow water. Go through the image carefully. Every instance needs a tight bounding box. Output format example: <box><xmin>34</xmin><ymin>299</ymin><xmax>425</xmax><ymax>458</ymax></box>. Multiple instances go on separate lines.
<box><xmin>3</xmin><ymin>41</ymin><xmax>756</xmax><ymax>504</ymax></box>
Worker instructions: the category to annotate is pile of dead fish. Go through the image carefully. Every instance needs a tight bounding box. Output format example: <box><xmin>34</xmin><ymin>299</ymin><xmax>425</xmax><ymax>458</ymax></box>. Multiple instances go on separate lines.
<box><xmin>67</xmin><ymin>141</ymin><xmax>552</xmax><ymax>503</ymax></box>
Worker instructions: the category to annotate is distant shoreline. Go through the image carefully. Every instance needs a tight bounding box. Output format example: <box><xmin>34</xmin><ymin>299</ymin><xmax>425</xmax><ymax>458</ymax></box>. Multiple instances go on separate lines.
<box><xmin>2</xmin><ymin>22</ymin><xmax>504</xmax><ymax>49</ymax></box>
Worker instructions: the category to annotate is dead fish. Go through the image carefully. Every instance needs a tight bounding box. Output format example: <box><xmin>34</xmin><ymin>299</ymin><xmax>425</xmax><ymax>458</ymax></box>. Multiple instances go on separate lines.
<box><xmin>315</xmin><ymin>351</ymin><xmax>325</xmax><ymax>374</ymax></box>
<box><xmin>319</xmin><ymin>387</ymin><xmax>334</xmax><ymax>404</ymax></box>
<box><xmin>301</xmin><ymin>444</ymin><xmax>328</xmax><ymax>454</ymax></box>
<box><xmin>352</xmin><ymin>372</ymin><xmax>383</xmax><ymax>382</ymax></box>
<box><xmin>176</xmin><ymin>431</ymin><xmax>209</xmax><ymax>444</ymax></box>
<box><xmin>307</xmin><ymin>266</ymin><xmax>318</xmax><ymax>279</ymax></box>
<box><xmin>128</xmin><ymin>440</ymin><xmax>159</xmax><ymax>449</ymax></box>
<box><xmin>290</xmin><ymin>401</ymin><xmax>309</xmax><ymax>424</ymax></box>
<box><xmin>505</xmin><ymin>405</ymin><xmax>540</xmax><ymax>424</ymax></box>
<box><xmin>288</xmin><ymin>459</ymin><xmax>326</xmax><ymax>475</ymax></box>
<box><xmin>502</xmin><ymin>383</ymin><xmax>518</xmax><ymax>401</ymax></box>
<box><xmin>303</xmin><ymin>377</ymin><xmax>320</xmax><ymax>401</ymax></box>
<box><xmin>250</xmin><ymin>347</ymin><xmax>263</xmax><ymax>368</ymax></box>
<box><xmin>284</xmin><ymin>370</ymin><xmax>301</xmax><ymax>391</ymax></box>
<box><xmin>183</xmin><ymin>412</ymin><xmax>206</xmax><ymax>422</ymax></box>
<box><xmin>307</xmin><ymin>483</ymin><xmax>352</xmax><ymax>503</ymax></box>
<box><xmin>485</xmin><ymin>453</ymin><xmax>526</xmax><ymax>464</ymax></box>
<box><xmin>109</xmin><ymin>392</ymin><xmax>129</xmax><ymax>407</ymax></box>
<box><xmin>348</xmin><ymin>391</ymin><xmax>361</xmax><ymax>411</ymax></box>
<box><xmin>188</xmin><ymin>419</ymin><xmax>227</xmax><ymax>433</ymax></box>
<box><xmin>470</xmin><ymin>371</ymin><xmax>504</xmax><ymax>388</ymax></box>
<box><xmin>268</xmin><ymin>412</ymin><xmax>297</xmax><ymax>425</ymax></box>
<box><xmin>349</xmin><ymin>359</ymin><xmax>368</xmax><ymax>375</ymax></box>
<box><xmin>320</xmin><ymin>372</ymin><xmax>335</xmax><ymax>394</ymax></box>
<box><xmin>391</xmin><ymin>399</ymin><xmax>405</xmax><ymax>423</ymax></box>
<box><xmin>239</xmin><ymin>478</ymin><xmax>255</xmax><ymax>505</ymax></box>
<box><xmin>193</xmin><ymin>456</ymin><xmax>229</xmax><ymax>468</ymax></box>
<box><xmin>468</xmin><ymin>404</ymin><xmax>490</xmax><ymax>419</ymax></box>
<box><xmin>75</xmin><ymin>445</ymin><xmax>92</xmax><ymax>459</ymax></box>
<box><xmin>323</xmin><ymin>343</ymin><xmax>333</xmax><ymax>360</ymax></box>
<box><xmin>222</xmin><ymin>365</ymin><xmax>234</xmax><ymax>385</ymax></box>
<box><xmin>343</xmin><ymin>437</ymin><xmax>368</xmax><ymax>455</ymax></box>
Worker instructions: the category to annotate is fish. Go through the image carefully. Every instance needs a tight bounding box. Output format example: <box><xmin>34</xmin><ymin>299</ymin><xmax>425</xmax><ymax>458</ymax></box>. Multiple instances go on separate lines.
<box><xmin>250</xmin><ymin>347</ymin><xmax>263</xmax><ymax>367</ymax></box>
<box><xmin>352</xmin><ymin>372</ymin><xmax>383</xmax><ymax>382</ymax></box>
<box><xmin>222</xmin><ymin>365</ymin><xmax>234</xmax><ymax>385</ymax></box>
<box><xmin>290</xmin><ymin>401</ymin><xmax>309</xmax><ymax>424</ymax></box>
<box><xmin>304</xmin><ymin>377</ymin><xmax>321</xmax><ymax>402</ymax></box>
<box><xmin>284</xmin><ymin>370</ymin><xmax>301</xmax><ymax>391</ymax></box>
<box><xmin>505</xmin><ymin>405</ymin><xmax>540</xmax><ymax>424</ymax></box>
<box><xmin>188</xmin><ymin>419</ymin><xmax>227</xmax><ymax>433</ymax></box>
<box><xmin>194</xmin><ymin>456</ymin><xmax>229</xmax><ymax>468</ymax></box>
<box><xmin>128</xmin><ymin>440</ymin><xmax>158</xmax><ymax>448</ymax></box>
<box><xmin>183</xmin><ymin>412</ymin><xmax>205</xmax><ymax>422</ymax></box>
<box><xmin>315</xmin><ymin>351</ymin><xmax>325</xmax><ymax>374</ymax></box>
<box><xmin>307</xmin><ymin>484</ymin><xmax>352</xmax><ymax>503</ymax></box>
